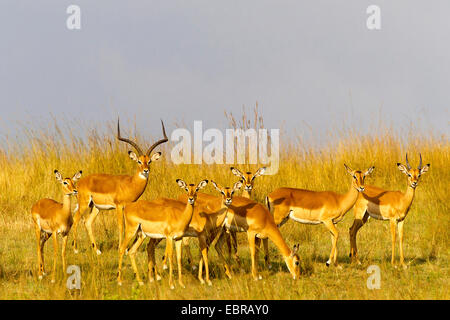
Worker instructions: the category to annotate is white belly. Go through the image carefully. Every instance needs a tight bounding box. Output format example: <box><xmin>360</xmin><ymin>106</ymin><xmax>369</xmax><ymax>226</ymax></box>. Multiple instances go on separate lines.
<box><xmin>94</xmin><ymin>203</ymin><xmax>116</xmax><ymax>210</ymax></box>
<box><xmin>143</xmin><ymin>232</ymin><xmax>165</xmax><ymax>239</ymax></box>
<box><xmin>289</xmin><ymin>211</ymin><xmax>322</xmax><ymax>225</ymax></box>
<box><xmin>367</xmin><ymin>211</ymin><xmax>389</xmax><ymax>221</ymax></box>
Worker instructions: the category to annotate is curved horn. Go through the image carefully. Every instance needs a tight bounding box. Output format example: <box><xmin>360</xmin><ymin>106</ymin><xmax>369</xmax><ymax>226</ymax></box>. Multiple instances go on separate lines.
<box><xmin>146</xmin><ymin>119</ymin><xmax>168</xmax><ymax>156</ymax></box>
<box><xmin>418</xmin><ymin>153</ymin><xmax>423</xmax><ymax>170</ymax></box>
<box><xmin>117</xmin><ymin>118</ymin><xmax>144</xmax><ymax>156</ymax></box>
<box><xmin>405</xmin><ymin>153</ymin><xmax>412</xmax><ymax>170</ymax></box>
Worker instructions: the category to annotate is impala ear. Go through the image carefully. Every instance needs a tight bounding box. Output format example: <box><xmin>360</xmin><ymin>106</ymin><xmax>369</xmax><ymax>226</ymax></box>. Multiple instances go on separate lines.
<box><xmin>72</xmin><ymin>171</ymin><xmax>82</xmax><ymax>182</ymax></box>
<box><xmin>128</xmin><ymin>151</ymin><xmax>139</xmax><ymax>162</ymax></box>
<box><xmin>54</xmin><ymin>170</ymin><xmax>63</xmax><ymax>183</ymax></box>
<box><xmin>420</xmin><ymin>164</ymin><xmax>430</xmax><ymax>174</ymax></box>
<box><xmin>151</xmin><ymin>152</ymin><xmax>161</xmax><ymax>162</ymax></box>
<box><xmin>344</xmin><ymin>164</ymin><xmax>353</xmax><ymax>175</ymax></box>
<box><xmin>397</xmin><ymin>163</ymin><xmax>409</xmax><ymax>175</ymax></box>
<box><xmin>231</xmin><ymin>167</ymin><xmax>244</xmax><ymax>178</ymax></box>
<box><xmin>176</xmin><ymin>179</ymin><xmax>187</xmax><ymax>190</ymax></box>
<box><xmin>233</xmin><ymin>180</ymin><xmax>243</xmax><ymax>192</ymax></box>
<box><xmin>364</xmin><ymin>166</ymin><xmax>375</xmax><ymax>176</ymax></box>
<box><xmin>196</xmin><ymin>179</ymin><xmax>208</xmax><ymax>191</ymax></box>
<box><xmin>251</xmin><ymin>167</ymin><xmax>266</xmax><ymax>181</ymax></box>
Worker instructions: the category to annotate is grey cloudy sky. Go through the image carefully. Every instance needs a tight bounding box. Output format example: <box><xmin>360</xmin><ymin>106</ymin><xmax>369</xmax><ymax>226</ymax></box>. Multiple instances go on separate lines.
<box><xmin>0</xmin><ymin>1</ymin><xmax>448</xmax><ymax>141</ymax></box>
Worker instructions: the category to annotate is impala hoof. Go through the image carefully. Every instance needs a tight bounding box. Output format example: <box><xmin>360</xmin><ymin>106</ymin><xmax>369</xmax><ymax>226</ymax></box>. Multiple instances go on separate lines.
<box><xmin>156</xmin><ymin>275</ymin><xmax>161</xmax><ymax>281</ymax></box>
<box><xmin>170</xmin><ymin>285</ymin><xmax>175</xmax><ymax>290</ymax></box>
<box><xmin>199</xmin><ymin>279</ymin><xmax>205</xmax><ymax>285</ymax></box>
<box><xmin>207</xmin><ymin>280</ymin><xmax>212</xmax><ymax>286</ymax></box>
<box><xmin>162</xmin><ymin>264</ymin><xmax>168</xmax><ymax>270</ymax></box>
<box><xmin>326</xmin><ymin>261</ymin><xmax>330</xmax><ymax>267</ymax></box>
<box><xmin>74</xmin><ymin>249</ymin><xmax>79</xmax><ymax>254</ymax></box>
<box><xmin>38</xmin><ymin>275</ymin><xmax>43</xmax><ymax>280</ymax></box>
<box><xmin>96</xmin><ymin>249</ymin><xmax>102</xmax><ymax>255</ymax></box>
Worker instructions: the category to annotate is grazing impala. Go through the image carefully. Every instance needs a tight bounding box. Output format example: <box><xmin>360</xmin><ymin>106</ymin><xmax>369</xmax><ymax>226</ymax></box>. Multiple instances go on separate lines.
<box><xmin>212</xmin><ymin>181</ymin><xmax>301</xmax><ymax>281</ymax></box>
<box><xmin>117</xmin><ymin>179</ymin><xmax>208</xmax><ymax>289</ymax></box>
<box><xmin>31</xmin><ymin>170</ymin><xmax>82</xmax><ymax>282</ymax></box>
<box><xmin>230</xmin><ymin>167</ymin><xmax>270</xmax><ymax>268</ymax></box>
<box><xmin>349</xmin><ymin>154</ymin><xmax>430</xmax><ymax>268</ymax></box>
<box><xmin>267</xmin><ymin>164</ymin><xmax>375</xmax><ymax>267</ymax></box>
<box><xmin>72</xmin><ymin>119</ymin><xmax>167</xmax><ymax>254</ymax></box>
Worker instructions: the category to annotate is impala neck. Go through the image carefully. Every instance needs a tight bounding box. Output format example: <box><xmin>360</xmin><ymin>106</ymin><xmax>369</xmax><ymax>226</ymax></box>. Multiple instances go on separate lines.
<box><xmin>62</xmin><ymin>194</ymin><xmax>73</xmax><ymax>218</ymax></box>
<box><xmin>179</xmin><ymin>201</ymin><xmax>196</xmax><ymax>231</ymax></box>
<box><xmin>402</xmin><ymin>184</ymin><xmax>416</xmax><ymax>211</ymax></box>
<box><xmin>131</xmin><ymin>169</ymin><xmax>149</xmax><ymax>192</ymax></box>
<box><xmin>242</xmin><ymin>190</ymin><xmax>251</xmax><ymax>199</ymax></box>
<box><xmin>215</xmin><ymin>200</ymin><xmax>231</xmax><ymax>227</ymax></box>
<box><xmin>340</xmin><ymin>183</ymin><xmax>360</xmax><ymax>213</ymax></box>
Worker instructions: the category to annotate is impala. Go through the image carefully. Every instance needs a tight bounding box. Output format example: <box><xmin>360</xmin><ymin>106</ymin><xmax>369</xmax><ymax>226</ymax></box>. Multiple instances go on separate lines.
<box><xmin>267</xmin><ymin>164</ymin><xmax>375</xmax><ymax>267</ymax></box>
<box><xmin>31</xmin><ymin>170</ymin><xmax>82</xmax><ymax>282</ymax></box>
<box><xmin>212</xmin><ymin>181</ymin><xmax>301</xmax><ymax>281</ymax></box>
<box><xmin>175</xmin><ymin>180</ymin><xmax>243</xmax><ymax>285</ymax></box>
<box><xmin>72</xmin><ymin>119</ymin><xmax>167</xmax><ymax>254</ymax></box>
<box><xmin>230</xmin><ymin>167</ymin><xmax>270</xmax><ymax>268</ymax></box>
<box><xmin>117</xmin><ymin>179</ymin><xmax>208</xmax><ymax>289</ymax></box>
<box><xmin>349</xmin><ymin>154</ymin><xmax>430</xmax><ymax>268</ymax></box>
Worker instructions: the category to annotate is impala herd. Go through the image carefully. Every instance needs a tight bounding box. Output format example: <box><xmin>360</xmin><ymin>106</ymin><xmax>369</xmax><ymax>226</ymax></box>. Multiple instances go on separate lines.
<box><xmin>31</xmin><ymin>120</ymin><xmax>430</xmax><ymax>288</ymax></box>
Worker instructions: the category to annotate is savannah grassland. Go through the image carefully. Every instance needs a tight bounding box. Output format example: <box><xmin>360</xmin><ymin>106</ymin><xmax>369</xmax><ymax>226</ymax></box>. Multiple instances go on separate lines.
<box><xmin>0</xmin><ymin>113</ymin><xmax>448</xmax><ymax>300</ymax></box>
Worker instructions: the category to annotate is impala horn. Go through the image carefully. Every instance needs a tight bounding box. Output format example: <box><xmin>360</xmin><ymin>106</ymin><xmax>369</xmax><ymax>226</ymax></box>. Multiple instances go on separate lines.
<box><xmin>405</xmin><ymin>153</ymin><xmax>412</xmax><ymax>170</ymax></box>
<box><xmin>117</xmin><ymin>118</ymin><xmax>144</xmax><ymax>156</ymax></box>
<box><xmin>146</xmin><ymin>119</ymin><xmax>168</xmax><ymax>156</ymax></box>
<box><xmin>418</xmin><ymin>153</ymin><xmax>423</xmax><ymax>170</ymax></box>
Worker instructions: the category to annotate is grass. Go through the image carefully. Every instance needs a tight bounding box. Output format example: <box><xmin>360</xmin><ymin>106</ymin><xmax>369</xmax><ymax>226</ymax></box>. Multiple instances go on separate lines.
<box><xmin>0</xmin><ymin>112</ymin><xmax>448</xmax><ymax>300</ymax></box>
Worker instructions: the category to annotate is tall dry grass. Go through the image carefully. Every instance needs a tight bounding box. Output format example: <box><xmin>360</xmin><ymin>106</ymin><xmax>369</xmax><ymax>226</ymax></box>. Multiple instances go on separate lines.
<box><xmin>0</xmin><ymin>109</ymin><xmax>448</xmax><ymax>299</ymax></box>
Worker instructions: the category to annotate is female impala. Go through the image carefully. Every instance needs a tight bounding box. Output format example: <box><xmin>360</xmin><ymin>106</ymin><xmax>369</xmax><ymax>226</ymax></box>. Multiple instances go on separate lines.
<box><xmin>72</xmin><ymin>119</ymin><xmax>167</xmax><ymax>255</ymax></box>
<box><xmin>229</xmin><ymin>167</ymin><xmax>269</xmax><ymax>267</ymax></box>
<box><xmin>212</xmin><ymin>181</ymin><xmax>301</xmax><ymax>281</ymax></box>
<box><xmin>117</xmin><ymin>179</ymin><xmax>208</xmax><ymax>289</ymax></box>
<box><xmin>31</xmin><ymin>170</ymin><xmax>82</xmax><ymax>282</ymax></box>
<box><xmin>349</xmin><ymin>154</ymin><xmax>430</xmax><ymax>268</ymax></box>
<box><xmin>267</xmin><ymin>164</ymin><xmax>374</xmax><ymax>267</ymax></box>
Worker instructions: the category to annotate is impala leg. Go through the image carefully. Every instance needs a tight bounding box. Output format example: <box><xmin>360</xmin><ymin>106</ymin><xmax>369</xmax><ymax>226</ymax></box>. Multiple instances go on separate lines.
<box><xmin>324</xmin><ymin>220</ymin><xmax>339</xmax><ymax>267</ymax></box>
<box><xmin>72</xmin><ymin>201</ymin><xmax>88</xmax><ymax>254</ymax></box>
<box><xmin>214</xmin><ymin>229</ymin><xmax>233</xmax><ymax>279</ymax></box>
<box><xmin>183</xmin><ymin>237</ymin><xmax>196</xmax><ymax>271</ymax></box>
<box><xmin>116</xmin><ymin>205</ymin><xmax>124</xmax><ymax>251</ymax></box>
<box><xmin>390</xmin><ymin>219</ymin><xmax>397</xmax><ymax>266</ymax></box>
<box><xmin>230</xmin><ymin>231</ymin><xmax>241</xmax><ymax>265</ymax></box>
<box><xmin>128</xmin><ymin>233</ymin><xmax>145</xmax><ymax>286</ymax></box>
<box><xmin>262</xmin><ymin>238</ymin><xmax>272</xmax><ymax>269</ymax></box>
<box><xmin>85</xmin><ymin>207</ymin><xmax>101</xmax><ymax>255</ymax></box>
<box><xmin>166</xmin><ymin>237</ymin><xmax>175</xmax><ymax>289</ymax></box>
<box><xmin>146</xmin><ymin>239</ymin><xmax>161</xmax><ymax>282</ymax></box>
<box><xmin>198</xmin><ymin>235</ymin><xmax>211</xmax><ymax>286</ymax></box>
<box><xmin>162</xmin><ymin>243</ymin><xmax>169</xmax><ymax>270</ymax></box>
<box><xmin>35</xmin><ymin>225</ymin><xmax>43</xmax><ymax>279</ymax></box>
<box><xmin>39</xmin><ymin>231</ymin><xmax>51</xmax><ymax>277</ymax></box>
<box><xmin>61</xmin><ymin>234</ymin><xmax>68</xmax><ymax>274</ymax></box>
<box><xmin>51</xmin><ymin>234</ymin><xmax>59</xmax><ymax>283</ymax></box>
<box><xmin>398</xmin><ymin>220</ymin><xmax>406</xmax><ymax>269</ymax></box>
<box><xmin>175</xmin><ymin>239</ymin><xmax>186</xmax><ymax>288</ymax></box>
<box><xmin>247</xmin><ymin>231</ymin><xmax>260</xmax><ymax>280</ymax></box>
<box><xmin>118</xmin><ymin>226</ymin><xmax>137</xmax><ymax>285</ymax></box>
<box><xmin>349</xmin><ymin>210</ymin><xmax>369</xmax><ymax>264</ymax></box>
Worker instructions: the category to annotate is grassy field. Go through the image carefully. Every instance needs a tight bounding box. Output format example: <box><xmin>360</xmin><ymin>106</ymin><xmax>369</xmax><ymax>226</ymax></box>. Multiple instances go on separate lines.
<box><xmin>0</xmin><ymin>115</ymin><xmax>448</xmax><ymax>300</ymax></box>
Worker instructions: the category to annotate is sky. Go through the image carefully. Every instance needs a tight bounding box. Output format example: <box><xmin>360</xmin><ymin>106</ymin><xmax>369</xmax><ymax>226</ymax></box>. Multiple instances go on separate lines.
<box><xmin>0</xmin><ymin>0</ymin><xmax>448</xmax><ymax>143</ymax></box>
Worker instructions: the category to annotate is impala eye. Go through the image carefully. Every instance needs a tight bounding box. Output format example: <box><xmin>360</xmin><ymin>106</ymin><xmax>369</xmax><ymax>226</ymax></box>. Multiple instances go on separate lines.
<box><xmin>63</xmin><ymin>181</ymin><xmax>68</xmax><ymax>185</ymax></box>
<box><xmin>138</xmin><ymin>160</ymin><xmax>143</xmax><ymax>165</ymax></box>
<box><xmin>295</xmin><ymin>261</ymin><xmax>299</xmax><ymax>266</ymax></box>
<box><xmin>408</xmin><ymin>173</ymin><xmax>412</xmax><ymax>177</ymax></box>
